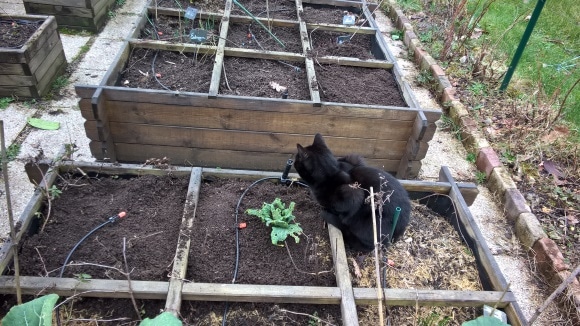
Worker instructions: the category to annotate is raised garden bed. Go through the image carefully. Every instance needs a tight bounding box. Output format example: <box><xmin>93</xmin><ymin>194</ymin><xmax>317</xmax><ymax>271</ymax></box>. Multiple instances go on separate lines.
<box><xmin>22</xmin><ymin>0</ymin><xmax>116</xmax><ymax>32</ymax></box>
<box><xmin>0</xmin><ymin>15</ymin><xmax>67</xmax><ymax>98</ymax></box>
<box><xmin>0</xmin><ymin>161</ymin><xmax>526</xmax><ymax>325</ymax></box>
<box><xmin>75</xmin><ymin>0</ymin><xmax>440</xmax><ymax>179</ymax></box>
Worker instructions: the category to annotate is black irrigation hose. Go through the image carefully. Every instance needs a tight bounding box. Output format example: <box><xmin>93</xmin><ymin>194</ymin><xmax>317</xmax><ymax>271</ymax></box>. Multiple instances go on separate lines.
<box><xmin>145</xmin><ymin>16</ymin><xmax>173</xmax><ymax>91</ymax></box>
<box><xmin>55</xmin><ymin>212</ymin><xmax>126</xmax><ymax>326</ymax></box>
<box><xmin>222</xmin><ymin>161</ymin><xmax>308</xmax><ymax>325</ymax></box>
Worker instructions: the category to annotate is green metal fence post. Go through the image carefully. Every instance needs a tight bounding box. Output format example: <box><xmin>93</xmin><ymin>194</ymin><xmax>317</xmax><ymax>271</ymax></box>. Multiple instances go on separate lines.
<box><xmin>499</xmin><ymin>0</ymin><xmax>547</xmax><ymax>92</ymax></box>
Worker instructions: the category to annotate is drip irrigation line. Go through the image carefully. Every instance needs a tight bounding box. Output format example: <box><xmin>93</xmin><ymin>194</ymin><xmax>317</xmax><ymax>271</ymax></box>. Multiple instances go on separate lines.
<box><xmin>146</xmin><ymin>15</ymin><xmax>173</xmax><ymax>91</ymax></box>
<box><xmin>56</xmin><ymin>212</ymin><xmax>126</xmax><ymax>326</ymax></box>
<box><xmin>222</xmin><ymin>162</ymin><xmax>308</xmax><ymax>325</ymax></box>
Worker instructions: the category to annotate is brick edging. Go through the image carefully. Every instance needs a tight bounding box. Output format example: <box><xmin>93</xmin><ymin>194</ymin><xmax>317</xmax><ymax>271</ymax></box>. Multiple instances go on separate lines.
<box><xmin>384</xmin><ymin>0</ymin><xmax>579</xmax><ymax>321</ymax></box>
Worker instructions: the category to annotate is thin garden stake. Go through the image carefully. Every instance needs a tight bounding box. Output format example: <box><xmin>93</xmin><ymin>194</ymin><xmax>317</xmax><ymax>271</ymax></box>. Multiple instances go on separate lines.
<box><xmin>369</xmin><ymin>186</ymin><xmax>384</xmax><ymax>326</ymax></box>
<box><xmin>232</xmin><ymin>0</ymin><xmax>285</xmax><ymax>48</ymax></box>
<box><xmin>0</xmin><ymin>120</ymin><xmax>22</xmax><ymax>304</ymax></box>
<box><xmin>389</xmin><ymin>206</ymin><xmax>401</xmax><ymax>243</ymax></box>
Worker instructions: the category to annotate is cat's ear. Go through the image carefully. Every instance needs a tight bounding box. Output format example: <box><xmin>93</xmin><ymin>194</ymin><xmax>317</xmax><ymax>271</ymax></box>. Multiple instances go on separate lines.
<box><xmin>296</xmin><ymin>144</ymin><xmax>306</xmax><ymax>156</ymax></box>
<box><xmin>313</xmin><ymin>133</ymin><xmax>327</xmax><ymax>148</ymax></box>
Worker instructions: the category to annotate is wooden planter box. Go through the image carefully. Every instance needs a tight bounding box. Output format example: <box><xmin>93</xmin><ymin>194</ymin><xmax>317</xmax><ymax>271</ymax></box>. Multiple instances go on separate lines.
<box><xmin>23</xmin><ymin>0</ymin><xmax>116</xmax><ymax>32</ymax></box>
<box><xmin>0</xmin><ymin>161</ymin><xmax>526</xmax><ymax>325</ymax></box>
<box><xmin>75</xmin><ymin>0</ymin><xmax>441</xmax><ymax>179</ymax></box>
<box><xmin>0</xmin><ymin>15</ymin><xmax>67</xmax><ymax>99</ymax></box>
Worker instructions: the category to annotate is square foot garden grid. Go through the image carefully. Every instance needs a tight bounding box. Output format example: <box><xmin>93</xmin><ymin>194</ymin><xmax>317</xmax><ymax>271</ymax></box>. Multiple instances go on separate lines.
<box><xmin>75</xmin><ymin>0</ymin><xmax>440</xmax><ymax>179</ymax></box>
<box><xmin>0</xmin><ymin>161</ymin><xmax>526</xmax><ymax>325</ymax></box>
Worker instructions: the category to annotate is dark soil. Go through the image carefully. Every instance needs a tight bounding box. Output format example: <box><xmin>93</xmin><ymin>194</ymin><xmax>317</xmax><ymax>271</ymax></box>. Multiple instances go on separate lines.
<box><xmin>0</xmin><ymin>19</ymin><xmax>41</xmax><ymax>48</ymax></box>
<box><xmin>220</xmin><ymin>56</ymin><xmax>310</xmax><ymax>99</ymax></box>
<box><xmin>301</xmin><ymin>4</ymin><xmax>368</xmax><ymax>26</ymax></box>
<box><xmin>310</xmin><ymin>30</ymin><xmax>374</xmax><ymax>59</ymax></box>
<box><xmin>228</xmin><ymin>23</ymin><xmax>302</xmax><ymax>53</ymax></box>
<box><xmin>230</xmin><ymin>0</ymin><xmax>296</xmax><ymax>20</ymax></box>
<box><xmin>140</xmin><ymin>14</ymin><xmax>220</xmax><ymax>44</ymax></box>
<box><xmin>188</xmin><ymin>178</ymin><xmax>336</xmax><ymax>286</ymax></box>
<box><xmin>119</xmin><ymin>48</ymin><xmax>215</xmax><ymax>92</ymax></box>
<box><xmin>316</xmin><ymin>64</ymin><xmax>407</xmax><ymax>106</ymax></box>
<box><xmin>17</xmin><ymin>173</ymin><xmax>189</xmax><ymax>281</ymax></box>
<box><xmin>149</xmin><ymin>0</ymin><xmax>225</xmax><ymax>14</ymax></box>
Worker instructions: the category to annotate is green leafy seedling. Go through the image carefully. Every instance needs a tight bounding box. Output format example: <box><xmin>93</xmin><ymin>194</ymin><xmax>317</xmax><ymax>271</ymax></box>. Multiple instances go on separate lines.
<box><xmin>246</xmin><ymin>198</ymin><xmax>303</xmax><ymax>246</ymax></box>
<box><xmin>2</xmin><ymin>293</ymin><xmax>59</xmax><ymax>326</ymax></box>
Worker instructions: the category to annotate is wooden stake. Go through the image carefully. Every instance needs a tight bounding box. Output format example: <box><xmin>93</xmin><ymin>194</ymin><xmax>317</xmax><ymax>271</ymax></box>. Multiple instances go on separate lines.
<box><xmin>0</xmin><ymin>120</ymin><xmax>22</xmax><ymax>304</ymax></box>
<box><xmin>370</xmin><ymin>186</ymin><xmax>384</xmax><ymax>326</ymax></box>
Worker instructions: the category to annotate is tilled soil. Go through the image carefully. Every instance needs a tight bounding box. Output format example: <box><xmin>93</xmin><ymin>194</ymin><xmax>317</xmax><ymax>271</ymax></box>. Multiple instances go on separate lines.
<box><xmin>0</xmin><ymin>19</ymin><xmax>41</xmax><ymax>48</ymax></box>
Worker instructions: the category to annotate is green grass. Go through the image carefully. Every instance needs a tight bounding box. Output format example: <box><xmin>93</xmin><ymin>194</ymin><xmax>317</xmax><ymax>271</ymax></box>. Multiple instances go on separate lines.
<box><xmin>0</xmin><ymin>97</ymin><xmax>14</xmax><ymax>110</ymax></box>
<box><xmin>475</xmin><ymin>0</ymin><xmax>579</xmax><ymax>126</ymax></box>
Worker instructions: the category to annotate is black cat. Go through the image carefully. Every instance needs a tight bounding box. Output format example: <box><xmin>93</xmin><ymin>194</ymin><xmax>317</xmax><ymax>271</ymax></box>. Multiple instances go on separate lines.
<box><xmin>294</xmin><ymin>133</ymin><xmax>411</xmax><ymax>252</ymax></box>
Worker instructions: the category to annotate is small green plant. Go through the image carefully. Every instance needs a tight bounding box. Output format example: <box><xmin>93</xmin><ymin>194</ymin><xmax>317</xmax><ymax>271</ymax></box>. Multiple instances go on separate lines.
<box><xmin>468</xmin><ymin>81</ymin><xmax>487</xmax><ymax>96</ymax></box>
<box><xmin>419</xmin><ymin>30</ymin><xmax>433</xmax><ymax>43</ymax></box>
<box><xmin>108</xmin><ymin>10</ymin><xmax>116</xmax><ymax>18</ymax></box>
<box><xmin>396</xmin><ymin>0</ymin><xmax>422</xmax><ymax>11</ymax></box>
<box><xmin>500</xmin><ymin>149</ymin><xmax>516</xmax><ymax>165</ymax></box>
<box><xmin>475</xmin><ymin>171</ymin><xmax>486</xmax><ymax>184</ymax></box>
<box><xmin>439</xmin><ymin>115</ymin><xmax>462</xmax><ymax>141</ymax></box>
<box><xmin>418</xmin><ymin>311</ymin><xmax>451</xmax><ymax>326</ymax></box>
<box><xmin>74</xmin><ymin>273</ymin><xmax>92</xmax><ymax>282</ymax></box>
<box><xmin>0</xmin><ymin>97</ymin><xmax>14</xmax><ymax>109</ymax></box>
<box><xmin>51</xmin><ymin>75</ymin><xmax>69</xmax><ymax>92</ymax></box>
<box><xmin>466</xmin><ymin>152</ymin><xmax>477</xmax><ymax>163</ymax></box>
<box><xmin>390</xmin><ymin>29</ymin><xmax>403</xmax><ymax>41</ymax></box>
<box><xmin>0</xmin><ymin>144</ymin><xmax>21</xmax><ymax>168</ymax></box>
<box><xmin>245</xmin><ymin>198</ymin><xmax>303</xmax><ymax>246</ymax></box>
<box><xmin>48</xmin><ymin>185</ymin><xmax>62</xmax><ymax>199</ymax></box>
<box><xmin>115</xmin><ymin>0</ymin><xmax>126</xmax><ymax>6</ymax></box>
<box><xmin>308</xmin><ymin>311</ymin><xmax>320</xmax><ymax>326</ymax></box>
<box><xmin>417</xmin><ymin>69</ymin><xmax>434</xmax><ymax>86</ymax></box>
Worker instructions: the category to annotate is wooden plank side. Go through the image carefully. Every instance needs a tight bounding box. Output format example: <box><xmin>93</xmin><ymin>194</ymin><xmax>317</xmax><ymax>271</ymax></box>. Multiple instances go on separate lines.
<box><xmin>97</xmin><ymin>87</ymin><xmax>431</xmax><ymax>120</ymax></box>
<box><xmin>437</xmin><ymin>167</ymin><xmax>527</xmax><ymax>326</ymax></box>
<box><xmin>84</xmin><ymin>102</ymin><xmax>415</xmax><ymax>140</ymax></box>
<box><xmin>354</xmin><ymin>288</ymin><xmax>516</xmax><ymax>307</ymax></box>
<box><xmin>35</xmin><ymin>50</ymin><xmax>66</xmax><ymax>97</ymax></box>
<box><xmin>93</xmin><ymin>124</ymin><xmax>429</xmax><ymax>158</ymax></box>
<box><xmin>328</xmin><ymin>225</ymin><xmax>359</xmax><ymax>326</ymax></box>
<box><xmin>316</xmin><ymin>56</ymin><xmax>393</xmax><ymax>68</ymax></box>
<box><xmin>23</xmin><ymin>2</ymin><xmax>94</xmax><ymax>17</ymax></box>
<box><xmin>92</xmin><ymin>88</ymin><xmax>117</xmax><ymax>161</ymax></box>
<box><xmin>0</xmin><ymin>85</ymin><xmax>35</xmax><ymax>98</ymax></box>
<box><xmin>0</xmin><ymin>63</ymin><xmax>28</xmax><ymax>75</ymax></box>
<box><xmin>27</xmin><ymin>27</ymin><xmax>60</xmax><ymax>73</ymax></box>
<box><xmin>20</xmin><ymin>16</ymin><xmax>58</xmax><ymax>63</ymax></box>
<box><xmin>165</xmin><ymin>167</ymin><xmax>202</xmax><ymax>315</ymax></box>
<box><xmin>208</xmin><ymin>0</ymin><xmax>232</xmax><ymax>98</ymax></box>
<box><xmin>100</xmin><ymin>42</ymin><xmax>131</xmax><ymax>86</ymax></box>
<box><xmin>23</xmin><ymin>0</ymin><xmax>86</xmax><ymax>8</ymax></box>
<box><xmin>181</xmin><ymin>283</ymin><xmax>341</xmax><ymax>304</ymax></box>
<box><xmin>0</xmin><ymin>74</ymin><xmax>36</xmax><ymax>87</ymax></box>
<box><xmin>91</xmin><ymin>142</ymin><xmax>405</xmax><ymax>172</ymax></box>
<box><xmin>0</xmin><ymin>276</ymin><xmax>169</xmax><ymax>299</ymax></box>
<box><xmin>296</xmin><ymin>0</ymin><xmax>320</xmax><ymax>105</ymax></box>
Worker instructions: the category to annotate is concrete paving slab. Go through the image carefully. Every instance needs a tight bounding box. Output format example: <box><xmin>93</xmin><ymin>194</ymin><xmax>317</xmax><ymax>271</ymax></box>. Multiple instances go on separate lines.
<box><xmin>0</xmin><ymin>0</ymin><xmax>25</xmax><ymax>15</ymax></box>
<box><xmin>60</xmin><ymin>34</ymin><xmax>92</xmax><ymax>64</ymax></box>
<box><xmin>0</xmin><ymin>103</ymin><xmax>36</xmax><ymax>145</ymax></box>
<box><xmin>0</xmin><ymin>161</ymin><xmax>35</xmax><ymax>240</ymax></box>
<box><xmin>117</xmin><ymin>0</ymin><xmax>149</xmax><ymax>16</ymax></box>
<box><xmin>76</xmin><ymin>38</ymin><xmax>125</xmax><ymax>71</ymax></box>
<box><xmin>71</xmin><ymin>68</ymin><xmax>110</xmax><ymax>86</ymax></box>
<box><xmin>17</xmin><ymin>109</ymin><xmax>92</xmax><ymax>161</ymax></box>
<box><xmin>99</xmin><ymin>10</ymin><xmax>143</xmax><ymax>40</ymax></box>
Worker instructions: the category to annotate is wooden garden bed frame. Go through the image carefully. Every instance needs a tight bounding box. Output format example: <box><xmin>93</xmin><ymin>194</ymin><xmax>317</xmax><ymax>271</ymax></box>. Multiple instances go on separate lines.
<box><xmin>22</xmin><ymin>0</ymin><xmax>117</xmax><ymax>32</ymax></box>
<box><xmin>0</xmin><ymin>15</ymin><xmax>67</xmax><ymax>98</ymax></box>
<box><xmin>75</xmin><ymin>0</ymin><xmax>440</xmax><ymax>179</ymax></box>
<box><xmin>0</xmin><ymin>161</ymin><xmax>526</xmax><ymax>325</ymax></box>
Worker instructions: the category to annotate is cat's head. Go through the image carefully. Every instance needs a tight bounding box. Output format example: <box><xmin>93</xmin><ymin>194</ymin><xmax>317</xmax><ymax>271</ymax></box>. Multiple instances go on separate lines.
<box><xmin>294</xmin><ymin>133</ymin><xmax>340</xmax><ymax>185</ymax></box>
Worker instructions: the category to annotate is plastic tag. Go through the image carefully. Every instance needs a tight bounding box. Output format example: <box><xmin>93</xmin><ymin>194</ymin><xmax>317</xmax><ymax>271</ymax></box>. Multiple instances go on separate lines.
<box><xmin>184</xmin><ymin>7</ymin><xmax>198</xmax><ymax>20</ymax></box>
<box><xmin>342</xmin><ymin>14</ymin><xmax>355</xmax><ymax>25</ymax></box>
<box><xmin>190</xmin><ymin>28</ymin><xmax>208</xmax><ymax>43</ymax></box>
<box><xmin>336</xmin><ymin>35</ymin><xmax>350</xmax><ymax>44</ymax></box>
